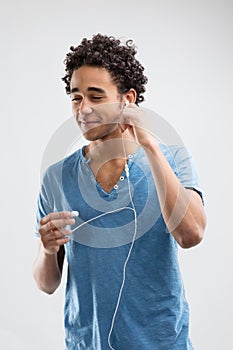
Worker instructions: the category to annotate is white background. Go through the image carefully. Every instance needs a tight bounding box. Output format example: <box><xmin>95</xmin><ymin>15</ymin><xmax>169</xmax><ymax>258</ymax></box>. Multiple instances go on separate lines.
<box><xmin>0</xmin><ymin>0</ymin><xmax>232</xmax><ymax>349</ymax></box>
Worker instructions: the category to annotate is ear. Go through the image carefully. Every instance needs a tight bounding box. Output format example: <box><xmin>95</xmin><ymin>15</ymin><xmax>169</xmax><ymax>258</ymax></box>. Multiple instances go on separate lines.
<box><xmin>124</xmin><ymin>88</ymin><xmax>137</xmax><ymax>104</ymax></box>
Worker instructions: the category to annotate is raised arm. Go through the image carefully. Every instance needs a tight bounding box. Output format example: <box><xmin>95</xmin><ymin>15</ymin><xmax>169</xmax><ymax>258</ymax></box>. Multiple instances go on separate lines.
<box><xmin>144</xmin><ymin>140</ymin><xmax>206</xmax><ymax>248</ymax></box>
<box><xmin>122</xmin><ymin>104</ymin><xmax>207</xmax><ymax>248</ymax></box>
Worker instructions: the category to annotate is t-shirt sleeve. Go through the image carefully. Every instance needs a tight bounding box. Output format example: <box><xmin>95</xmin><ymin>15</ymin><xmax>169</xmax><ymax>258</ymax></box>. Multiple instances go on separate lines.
<box><xmin>172</xmin><ymin>146</ymin><xmax>204</xmax><ymax>204</ymax></box>
<box><xmin>35</xmin><ymin>171</ymin><xmax>54</xmax><ymax>237</ymax></box>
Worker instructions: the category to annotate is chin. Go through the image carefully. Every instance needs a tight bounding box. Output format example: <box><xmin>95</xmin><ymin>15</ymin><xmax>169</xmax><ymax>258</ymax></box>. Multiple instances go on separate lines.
<box><xmin>81</xmin><ymin>126</ymin><xmax>103</xmax><ymax>141</ymax></box>
<box><xmin>82</xmin><ymin>124</ymin><xmax>119</xmax><ymax>142</ymax></box>
<box><xmin>83</xmin><ymin>133</ymin><xmax>100</xmax><ymax>141</ymax></box>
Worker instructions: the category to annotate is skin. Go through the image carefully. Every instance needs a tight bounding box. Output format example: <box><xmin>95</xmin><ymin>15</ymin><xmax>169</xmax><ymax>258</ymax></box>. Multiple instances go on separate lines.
<box><xmin>33</xmin><ymin>65</ymin><xmax>207</xmax><ymax>294</ymax></box>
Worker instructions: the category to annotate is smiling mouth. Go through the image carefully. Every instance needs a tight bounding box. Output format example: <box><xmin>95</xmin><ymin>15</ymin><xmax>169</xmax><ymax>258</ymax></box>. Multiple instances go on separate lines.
<box><xmin>79</xmin><ymin>121</ymin><xmax>101</xmax><ymax>131</ymax></box>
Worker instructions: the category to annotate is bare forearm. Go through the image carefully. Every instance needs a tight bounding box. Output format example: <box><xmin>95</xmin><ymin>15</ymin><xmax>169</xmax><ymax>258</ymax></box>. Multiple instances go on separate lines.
<box><xmin>144</xmin><ymin>140</ymin><xmax>206</xmax><ymax>248</ymax></box>
<box><xmin>33</xmin><ymin>212</ymin><xmax>72</xmax><ymax>293</ymax></box>
<box><xmin>33</xmin><ymin>245</ymin><xmax>62</xmax><ymax>294</ymax></box>
<box><xmin>121</xmin><ymin>104</ymin><xmax>206</xmax><ymax>247</ymax></box>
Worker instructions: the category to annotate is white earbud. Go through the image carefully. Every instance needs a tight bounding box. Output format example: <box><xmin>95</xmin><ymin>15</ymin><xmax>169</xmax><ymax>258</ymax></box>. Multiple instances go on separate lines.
<box><xmin>124</xmin><ymin>100</ymin><xmax>129</xmax><ymax>108</ymax></box>
<box><xmin>71</xmin><ymin>210</ymin><xmax>79</xmax><ymax>217</ymax></box>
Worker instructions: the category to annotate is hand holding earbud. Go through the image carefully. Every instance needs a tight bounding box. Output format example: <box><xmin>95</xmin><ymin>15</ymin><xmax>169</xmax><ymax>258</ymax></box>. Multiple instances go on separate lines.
<box><xmin>121</xmin><ymin>103</ymin><xmax>157</xmax><ymax>147</ymax></box>
<box><xmin>39</xmin><ymin>211</ymin><xmax>77</xmax><ymax>255</ymax></box>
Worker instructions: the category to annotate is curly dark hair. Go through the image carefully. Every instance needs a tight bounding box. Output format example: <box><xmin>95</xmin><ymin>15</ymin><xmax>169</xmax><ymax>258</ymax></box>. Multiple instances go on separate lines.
<box><xmin>62</xmin><ymin>33</ymin><xmax>148</xmax><ymax>105</ymax></box>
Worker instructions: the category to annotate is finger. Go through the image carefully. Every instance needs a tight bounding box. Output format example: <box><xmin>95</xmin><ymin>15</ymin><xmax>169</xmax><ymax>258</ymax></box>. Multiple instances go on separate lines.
<box><xmin>125</xmin><ymin>102</ymin><xmax>138</xmax><ymax>110</ymax></box>
<box><xmin>51</xmin><ymin>237</ymin><xmax>70</xmax><ymax>246</ymax></box>
<box><xmin>42</xmin><ymin>218</ymin><xmax>75</xmax><ymax>231</ymax></box>
<box><xmin>49</xmin><ymin>218</ymin><xmax>75</xmax><ymax>230</ymax></box>
<box><xmin>39</xmin><ymin>218</ymin><xmax>75</xmax><ymax>235</ymax></box>
<box><xmin>122</xmin><ymin>114</ymin><xmax>140</xmax><ymax>128</ymax></box>
<box><xmin>132</xmin><ymin>125</ymin><xmax>139</xmax><ymax>144</ymax></box>
<box><xmin>44</xmin><ymin>237</ymin><xmax>70</xmax><ymax>254</ymax></box>
<box><xmin>46</xmin><ymin>229</ymin><xmax>72</xmax><ymax>241</ymax></box>
<box><xmin>122</xmin><ymin>106</ymin><xmax>146</xmax><ymax>125</ymax></box>
<box><xmin>40</xmin><ymin>211</ymin><xmax>73</xmax><ymax>225</ymax></box>
<box><xmin>40</xmin><ymin>230</ymin><xmax>71</xmax><ymax>251</ymax></box>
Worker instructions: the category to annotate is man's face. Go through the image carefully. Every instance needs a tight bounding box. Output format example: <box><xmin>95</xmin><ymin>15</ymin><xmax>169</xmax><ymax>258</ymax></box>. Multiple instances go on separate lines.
<box><xmin>70</xmin><ymin>65</ymin><xmax>124</xmax><ymax>141</ymax></box>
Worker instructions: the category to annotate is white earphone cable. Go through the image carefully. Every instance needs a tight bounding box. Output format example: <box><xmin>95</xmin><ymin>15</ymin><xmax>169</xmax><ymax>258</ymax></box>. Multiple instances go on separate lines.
<box><xmin>70</xmin><ymin>127</ymin><xmax>137</xmax><ymax>350</ymax></box>
<box><xmin>107</xmin><ymin>133</ymin><xmax>137</xmax><ymax>350</ymax></box>
<box><xmin>71</xmin><ymin>206</ymin><xmax>134</xmax><ymax>233</ymax></box>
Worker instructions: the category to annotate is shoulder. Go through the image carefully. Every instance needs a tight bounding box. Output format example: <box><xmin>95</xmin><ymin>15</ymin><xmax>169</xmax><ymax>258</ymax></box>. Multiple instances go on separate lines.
<box><xmin>159</xmin><ymin>143</ymin><xmax>189</xmax><ymax>159</ymax></box>
<box><xmin>43</xmin><ymin>147</ymin><xmax>84</xmax><ymax>180</ymax></box>
<box><xmin>138</xmin><ymin>143</ymin><xmax>190</xmax><ymax>169</ymax></box>
<box><xmin>159</xmin><ymin>143</ymin><xmax>193</xmax><ymax>172</ymax></box>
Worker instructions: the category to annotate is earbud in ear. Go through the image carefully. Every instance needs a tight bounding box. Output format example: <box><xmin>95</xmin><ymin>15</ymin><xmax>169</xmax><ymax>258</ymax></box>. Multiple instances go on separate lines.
<box><xmin>124</xmin><ymin>100</ymin><xmax>129</xmax><ymax>108</ymax></box>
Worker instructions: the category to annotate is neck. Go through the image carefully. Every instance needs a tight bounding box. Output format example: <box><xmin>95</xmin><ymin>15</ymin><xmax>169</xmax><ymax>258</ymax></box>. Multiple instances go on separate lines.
<box><xmin>85</xmin><ymin>130</ymin><xmax>139</xmax><ymax>164</ymax></box>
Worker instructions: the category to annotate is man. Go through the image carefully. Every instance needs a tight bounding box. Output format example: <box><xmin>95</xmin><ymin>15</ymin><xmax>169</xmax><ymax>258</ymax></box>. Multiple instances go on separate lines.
<box><xmin>33</xmin><ymin>34</ymin><xmax>206</xmax><ymax>350</ymax></box>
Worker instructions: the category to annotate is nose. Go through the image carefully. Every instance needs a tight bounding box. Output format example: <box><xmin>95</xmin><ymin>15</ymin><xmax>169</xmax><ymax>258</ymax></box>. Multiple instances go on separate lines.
<box><xmin>80</xmin><ymin>98</ymin><xmax>92</xmax><ymax>115</ymax></box>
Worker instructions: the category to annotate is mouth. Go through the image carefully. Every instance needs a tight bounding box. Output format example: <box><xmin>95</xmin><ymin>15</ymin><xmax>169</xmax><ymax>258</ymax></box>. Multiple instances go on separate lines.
<box><xmin>79</xmin><ymin>120</ymin><xmax>101</xmax><ymax>132</ymax></box>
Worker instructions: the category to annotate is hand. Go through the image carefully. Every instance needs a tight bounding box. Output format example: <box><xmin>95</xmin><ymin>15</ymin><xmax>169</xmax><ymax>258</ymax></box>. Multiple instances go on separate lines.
<box><xmin>121</xmin><ymin>103</ymin><xmax>157</xmax><ymax>147</ymax></box>
<box><xmin>39</xmin><ymin>211</ymin><xmax>75</xmax><ymax>255</ymax></box>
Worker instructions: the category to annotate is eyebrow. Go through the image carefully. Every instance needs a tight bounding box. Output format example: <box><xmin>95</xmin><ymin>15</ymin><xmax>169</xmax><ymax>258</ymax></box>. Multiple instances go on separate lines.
<box><xmin>70</xmin><ymin>87</ymin><xmax>106</xmax><ymax>94</ymax></box>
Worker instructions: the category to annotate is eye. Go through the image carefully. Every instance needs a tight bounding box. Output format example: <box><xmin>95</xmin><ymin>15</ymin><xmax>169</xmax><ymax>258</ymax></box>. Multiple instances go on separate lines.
<box><xmin>90</xmin><ymin>96</ymin><xmax>104</xmax><ymax>103</ymax></box>
<box><xmin>91</xmin><ymin>96</ymin><xmax>102</xmax><ymax>100</ymax></box>
<box><xmin>71</xmin><ymin>96</ymin><xmax>82</xmax><ymax>102</ymax></box>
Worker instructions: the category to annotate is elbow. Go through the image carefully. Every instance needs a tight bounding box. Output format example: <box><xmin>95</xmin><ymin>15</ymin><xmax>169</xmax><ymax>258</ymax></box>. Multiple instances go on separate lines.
<box><xmin>32</xmin><ymin>268</ymin><xmax>60</xmax><ymax>295</ymax></box>
<box><xmin>180</xmin><ymin>232</ymin><xmax>203</xmax><ymax>249</ymax></box>
<box><xmin>178</xmin><ymin>211</ymin><xmax>207</xmax><ymax>249</ymax></box>
<box><xmin>35</xmin><ymin>280</ymin><xmax>59</xmax><ymax>295</ymax></box>
<box><xmin>42</xmin><ymin>288</ymin><xmax>57</xmax><ymax>295</ymax></box>
<box><xmin>179</xmin><ymin>225</ymin><xmax>205</xmax><ymax>249</ymax></box>
<box><xmin>38</xmin><ymin>282</ymin><xmax>57</xmax><ymax>294</ymax></box>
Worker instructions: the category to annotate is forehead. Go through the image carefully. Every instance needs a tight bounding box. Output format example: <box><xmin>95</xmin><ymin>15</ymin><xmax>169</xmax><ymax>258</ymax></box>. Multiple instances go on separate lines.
<box><xmin>70</xmin><ymin>65</ymin><xmax>116</xmax><ymax>91</ymax></box>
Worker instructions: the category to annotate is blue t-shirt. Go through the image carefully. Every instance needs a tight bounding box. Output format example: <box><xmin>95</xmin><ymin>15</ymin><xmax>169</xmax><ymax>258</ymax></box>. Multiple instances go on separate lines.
<box><xmin>36</xmin><ymin>144</ymin><xmax>203</xmax><ymax>350</ymax></box>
